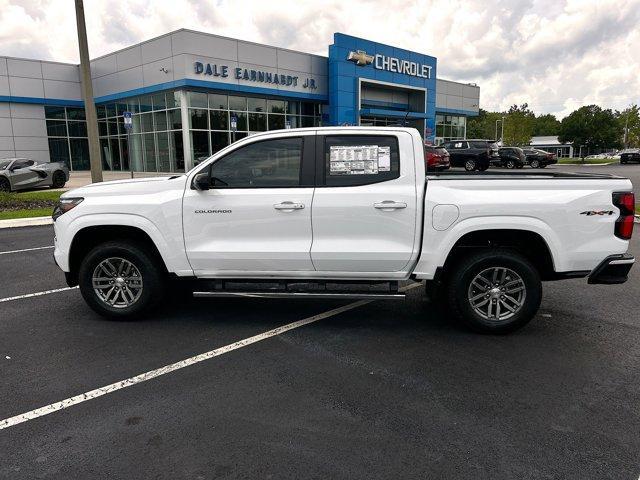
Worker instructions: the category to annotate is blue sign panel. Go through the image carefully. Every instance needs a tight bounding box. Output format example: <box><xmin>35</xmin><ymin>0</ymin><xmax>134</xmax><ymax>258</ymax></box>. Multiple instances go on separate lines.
<box><xmin>327</xmin><ymin>33</ymin><xmax>438</xmax><ymax>142</ymax></box>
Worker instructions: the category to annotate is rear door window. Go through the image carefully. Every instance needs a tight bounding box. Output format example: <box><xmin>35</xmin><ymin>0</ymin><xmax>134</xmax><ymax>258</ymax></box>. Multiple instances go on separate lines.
<box><xmin>322</xmin><ymin>135</ymin><xmax>400</xmax><ymax>187</ymax></box>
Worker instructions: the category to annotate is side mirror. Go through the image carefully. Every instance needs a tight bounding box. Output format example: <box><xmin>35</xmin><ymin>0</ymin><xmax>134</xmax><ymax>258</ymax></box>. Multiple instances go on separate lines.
<box><xmin>192</xmin><ymin>171</ymin><xmax>211</xmax><ymax>191</ymax></box>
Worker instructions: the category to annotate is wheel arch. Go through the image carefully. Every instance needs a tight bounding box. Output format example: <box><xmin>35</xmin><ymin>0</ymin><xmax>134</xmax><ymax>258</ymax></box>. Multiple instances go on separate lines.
<box><xmin>0</xmin><ymin>174</ymin><xmax>12</xmax><ymax>191</ymax></box>
<box><xmin>66</xmin><ymin>224</ymin><xmax>169</xmax><ymax>286</ymax></box>
<box><xmin>440</xmin><ymin>228</ymin><xmax>556</xmax><ymax>281</ymax></box>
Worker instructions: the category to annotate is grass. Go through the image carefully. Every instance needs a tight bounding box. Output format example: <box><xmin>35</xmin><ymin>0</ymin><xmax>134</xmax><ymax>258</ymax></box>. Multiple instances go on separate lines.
<box><xmin>0</xmin><ymin>190</ymin><xmax>62</xmax><ymax>220</ymax></box>
<box><xmin>0</xmin><ymin>208</ymin><xmax>54</xmax><ymax>220</ymax></box>
<box><xmin>557</xmin><ymin>158</ymin><xmax>617</xmax><ymax>165</ymax></box>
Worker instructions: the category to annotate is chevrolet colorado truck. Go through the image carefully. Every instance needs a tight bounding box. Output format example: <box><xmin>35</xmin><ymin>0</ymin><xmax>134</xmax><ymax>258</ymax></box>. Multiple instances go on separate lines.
<box><xmin>52</xmin><ymin>127</ymin><xmax>636</xmax><ymax>333</ymax></box>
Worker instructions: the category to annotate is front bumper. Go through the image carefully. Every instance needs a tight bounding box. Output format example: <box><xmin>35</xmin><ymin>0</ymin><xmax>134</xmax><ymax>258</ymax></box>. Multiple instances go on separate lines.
<box><xmin>588</xmin><ymin>254</ymin><xmax>635</xmax><ymax>284</ymax></box>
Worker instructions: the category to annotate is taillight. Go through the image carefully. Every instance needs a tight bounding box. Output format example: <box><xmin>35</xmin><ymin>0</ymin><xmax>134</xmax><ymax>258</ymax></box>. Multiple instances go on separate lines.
<box><xmin>613</xmin><ymin>192</ymin><xmax>635</xmax><ymax>240</ymax></box>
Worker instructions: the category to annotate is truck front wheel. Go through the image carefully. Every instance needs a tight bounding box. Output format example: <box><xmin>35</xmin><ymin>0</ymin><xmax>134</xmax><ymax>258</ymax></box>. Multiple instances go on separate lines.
<box><xmin>78</xmin><ymin>241</ymin><xmax>165</xmax><ymax>318</ymax></box>
<box><xmin>445</xmin><ymin>249</ymin><xmax>542</xmax><ymax>333</ymax></box>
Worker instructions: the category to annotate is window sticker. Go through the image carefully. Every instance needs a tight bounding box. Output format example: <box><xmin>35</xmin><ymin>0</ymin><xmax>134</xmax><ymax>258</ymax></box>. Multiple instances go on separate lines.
<box><xmin>329</xmin><ymin>145</ymin><xmax>391</xmax><ymax>175</ymax></box>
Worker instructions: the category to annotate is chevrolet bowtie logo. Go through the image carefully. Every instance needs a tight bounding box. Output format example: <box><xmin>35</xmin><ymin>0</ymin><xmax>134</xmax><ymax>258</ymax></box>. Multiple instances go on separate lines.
<box><xmin>347</xmin><ymin>50</ymin><xmax>374</xmax><ymax>66</ymax></box>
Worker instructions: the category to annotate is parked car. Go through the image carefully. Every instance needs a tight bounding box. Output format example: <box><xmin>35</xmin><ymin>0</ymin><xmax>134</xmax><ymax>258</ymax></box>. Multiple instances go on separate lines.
<box><xmin>52</xmin><ymin>127</ymin><xmax>635</xmax><ymax>334</ymax></box>
<box><xmin>425</xmin><ymin>145</ymin><xmax>450</xmax><ymax>171</ymax></box>
<box><xmin>522</xmin><ymin>148</ymin><xmax>558</xmax><ymax>168</ymax></box>
<box><xmin>441</xmin><ymin>139</ymin><xmax>499</xmax><ymax>171</ymax></box>
<box><xmin>620</xmin><ymin>149</ymin><xmax>640</xmax><ymax>164</ymax></box>
<box><xmin>0</xmin><ymin>158</ymin><xmax>69</xmax><ymax>192</ymax></box>
<box><xmin>496</xmin><ymin>147</ymin><xmax>526</xmax><ymax>169</ymax></box>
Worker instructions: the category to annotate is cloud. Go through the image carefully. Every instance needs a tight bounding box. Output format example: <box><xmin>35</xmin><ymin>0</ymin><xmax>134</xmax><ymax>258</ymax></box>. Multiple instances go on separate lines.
<box><xmin>0</xmin><ymin>0</ymin><xmax>638</xmax><ymax>118</ymax></box>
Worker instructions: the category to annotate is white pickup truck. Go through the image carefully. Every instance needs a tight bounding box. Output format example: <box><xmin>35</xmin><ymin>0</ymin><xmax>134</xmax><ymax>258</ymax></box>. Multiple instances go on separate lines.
<box><xmin>52</xmin><ymin>127</ymin><xmax>635</xmax><ymax>333</ymax></box>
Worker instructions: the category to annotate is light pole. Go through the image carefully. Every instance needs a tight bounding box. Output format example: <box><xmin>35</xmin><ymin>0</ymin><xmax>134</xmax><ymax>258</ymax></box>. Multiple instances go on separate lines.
<box><xmin>74</xmin><ymin>0</ymin><xmax>102</xmax><ymax>183</ymax></box>
<box><xmin>495</xmin><ymin>116</ymin><xmax>505</xmax><ymax>143</ymax></box>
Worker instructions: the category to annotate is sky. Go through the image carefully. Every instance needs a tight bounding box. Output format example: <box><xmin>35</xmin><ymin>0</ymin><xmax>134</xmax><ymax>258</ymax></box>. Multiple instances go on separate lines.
<box><xmin>1</xmin><ymin>0</ymin><xmax>639</xmax><ymax>118</ymax></box>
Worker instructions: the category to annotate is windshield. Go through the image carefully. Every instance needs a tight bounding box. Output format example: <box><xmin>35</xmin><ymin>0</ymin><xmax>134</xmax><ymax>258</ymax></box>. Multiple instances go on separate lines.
<box><xmin>0</xmin><ymin>160</ymin><xmax>12</xmax><ymax>170</ymax></box>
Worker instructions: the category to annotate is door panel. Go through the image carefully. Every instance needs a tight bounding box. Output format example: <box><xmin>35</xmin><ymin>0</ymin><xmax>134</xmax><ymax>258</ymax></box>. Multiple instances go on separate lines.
<box><xmin>183</xmin><ymin>187</ymin><xmax>314</xmax><ymax>273</ymax></box>
<box><xmin>183</xmin><ymin>134</ymin><xmax>315</xmax><ymax>275</ymax></box>
<box><xmin>311</xmin><ymin>133</ymin><xmax>418</xmax><ymax>272</ymax></box>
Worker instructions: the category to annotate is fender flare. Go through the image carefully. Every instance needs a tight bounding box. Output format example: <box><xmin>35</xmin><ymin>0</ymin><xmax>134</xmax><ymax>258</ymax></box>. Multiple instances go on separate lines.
<box><xmin>64</xmin><ymin>213</ymin><xmax>187</xmax><ymax>274</ymax></box>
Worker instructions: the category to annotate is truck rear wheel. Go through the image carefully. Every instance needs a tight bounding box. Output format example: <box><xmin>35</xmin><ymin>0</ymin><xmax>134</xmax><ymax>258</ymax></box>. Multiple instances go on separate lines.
<box><xmin>78</xmin><ymin>241</ymin><xmax>165</xmax><ymax>318</ymax></box>
<box><xmin>445</xmin><ymin>249</ymin><xmax>542</xmax><ymax>333</ymax></box>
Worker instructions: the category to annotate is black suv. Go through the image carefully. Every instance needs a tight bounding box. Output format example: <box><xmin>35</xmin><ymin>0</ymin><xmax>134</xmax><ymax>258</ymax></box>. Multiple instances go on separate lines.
<box><xmin>442</xmin><ymin>139</ymin><xmax>499</xmax><ymax>171</ymax></box>
<box><xmin>496</xmin><ymin>147</ymin><xmax>526</xmax><ymax>169</ymax></box>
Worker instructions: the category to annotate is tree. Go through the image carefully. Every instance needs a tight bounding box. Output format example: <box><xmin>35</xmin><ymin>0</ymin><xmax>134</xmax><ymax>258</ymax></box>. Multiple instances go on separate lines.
<box><xmin>558</xmin><ymin>105</ymin><xmax>622</xmax><ymax>155</ymax></box>
<box><xmin>617</xmin><ymin>105</ymin><xmax>640</xmax><ymax>148</ymax></box>
<box><xmin>502</xmin><ymin>104</ymin><xmax>535</xmax><ymax>146</ymax></box>
<box><xmin>533</xmin><ymin>114</ymin><xmax>560</xmax><ymax>136</ymax></box>
<box><xmin>466</xmin><ymin>109</ymin><xmax>504</xmax><ymax>140</ymax></box>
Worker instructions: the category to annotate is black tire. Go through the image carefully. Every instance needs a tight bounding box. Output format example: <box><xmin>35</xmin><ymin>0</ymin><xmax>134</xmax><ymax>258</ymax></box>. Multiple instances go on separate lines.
<box><xmin>620</xmin><ymin>160</ymin><xmax>627</xmax><ymax>165</ymax></box>
<box><xmin>51</xmin><ymin>170</ymin><xmax>66</xmax><ymax>189</ymax></box>
<box><xmin>530</xmin><ymin>159</ymin><xmax>540</xmax><ymax>168</ymax></box>
<box><xmin>444</xmin><ymin>249</ymin><xmax>542</xmax><ymax>334</ymax></box>
<box><xmin>0</xmin><ymin>176</ymin><xmax>10</xmax><ymax>192</ymax></box>
<box><xmin>506</xmin><ymin>160</ymin><xmax>515</xmax><ymax>169</ymax></box>
<box><xmin>464</xmin><ymin>159</ymin><xmax>477</xmax><ymax>171</ymax></box>
<box><xmin>540</xmin><ymin>164</ymin><xmax>547</xmax><ymax>168</ymax></box>
<box><xmin>78</xmin><ymin>241</ymin><xmax>166</xmax><ymax>319</ymax></box>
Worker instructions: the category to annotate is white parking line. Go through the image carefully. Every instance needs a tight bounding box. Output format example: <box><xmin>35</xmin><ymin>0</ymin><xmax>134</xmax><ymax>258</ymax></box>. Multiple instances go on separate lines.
<box><xmin>0</xmin><ymin>286</ymin><xmax>78</xmax><ymax>303</ymax></box>
<box><xmin>0</xmin><ymin>245</ymin><xmax>54</xmax><ymax>255</ymax></box>
<box><xmin>0</xmin><ymin>282</ymin><xmax>422</xmax><ymax>430</ymax></box>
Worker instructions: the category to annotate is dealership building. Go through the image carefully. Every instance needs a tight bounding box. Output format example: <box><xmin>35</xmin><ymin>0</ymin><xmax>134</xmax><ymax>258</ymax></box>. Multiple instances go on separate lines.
<box><xmin>0</xmin><ymin>30</ymin><xmax>480</xmax><ymax>173</ymax></box>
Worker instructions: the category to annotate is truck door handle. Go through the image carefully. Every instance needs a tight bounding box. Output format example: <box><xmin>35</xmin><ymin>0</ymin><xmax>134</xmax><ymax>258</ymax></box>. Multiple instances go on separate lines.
<box><xmin>374</xmin><ymin>201</ymin><xmax>407</xmax><ymax>210</ymax></box>
<box><xmin>274</xmin><ymin>202</ymin><xmax>305</xmax><ymax>211</ymax></box>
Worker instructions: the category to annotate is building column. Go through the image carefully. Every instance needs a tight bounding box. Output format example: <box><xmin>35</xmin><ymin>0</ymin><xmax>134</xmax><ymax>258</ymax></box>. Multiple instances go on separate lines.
<box><xmin>179</xmin><ymin>90</ymin><xmax>193</xmax><ymax>171</ymax></box>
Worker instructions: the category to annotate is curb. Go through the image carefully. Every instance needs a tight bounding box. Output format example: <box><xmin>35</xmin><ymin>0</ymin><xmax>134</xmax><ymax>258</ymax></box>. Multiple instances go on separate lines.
<box><xmin>0</xmin><ymin>216</ymin><xmax>53</xmax><ymax>229</ymax></box>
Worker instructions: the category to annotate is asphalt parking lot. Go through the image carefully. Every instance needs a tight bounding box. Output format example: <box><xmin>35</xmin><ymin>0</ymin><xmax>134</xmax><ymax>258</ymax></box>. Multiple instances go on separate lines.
<box><xmin>1</xmin><ymin>165</ymin><xmax>640</xmax><ymax>479</ymax></box>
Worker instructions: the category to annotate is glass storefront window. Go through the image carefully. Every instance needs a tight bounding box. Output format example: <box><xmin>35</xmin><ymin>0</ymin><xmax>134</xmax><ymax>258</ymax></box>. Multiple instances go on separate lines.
<box><xmin>154</xmin><ymin>111</ymin><xmax>168</xmax><ymax>131</ymax></box>
<box><xmin>209</xmin><ymin>93</ymin><xmax>227</xmax><ymax>110</ymax></box>
<box><xmin>188</xmin><ymin>92</ymin><xmax>208</xmax><ymax>108</ymax></box>
<box><xmin>190</xmin><ymin>109</ymin><xmax>208</xmax><ymax>130</ymax></box>
<box><xmin>143</xmin><ymin>133</ymin><xmax>156</xmax><ymax>171</ymax></box>
<box><xmin>70</xmin><ymin>138</ymin><xmax>90</xmax><ymax>170</ymax></box>
<box><xmin>248</xmin><ymin>97</ymin><xmax>266</xmax><ymax>112</ymax></box>
<box><xmin>168</xmin><ymin>109</ymin><xmax>182</xmax><ymax>130</ymax></box>
<box><xmin>435</xmin><ymin>114</ymin><xmax>466</xmax><ymax>144</ymax></box>
<box><xmin>152</xmin><ymin>93</ymin><xmax>166</xmax><ymax>110</ymax></box>
<box><xmin>301</xmin><ymin>102</ymin><xmax>315</xmax><ymax>116</ymax></box>
<box><xmin>230</xmin><ymin>111</ymin><xmax>247</xmax><ymax>131</ymax></box>
<box><xmin>166</xmin><ymin>91</ymin><xmax>181</xmax><ymax>109</ymax></box>
<box><xmin>156</xmin><ymin>132</ymin><xmax>171</xmax><ymax>172</ymax></box>
<box><xmin>249</xmin><ymin>113</ymin><xmax>267</xmax><ymax>131</ymax></box>
<box><xmin>210</xmin><ymin>110</ymin><xmax>228</xmax><ymax>130</ymax></box>
<box><xmin>54</xmin><ymin>89</ymin><xmax>321</xmax><ymax>173</ymax></box>
<box><xmin>191</xmin><ymin>131</ymin><xmax>210</xmax><ymax>162</ymax></box>
<box><xmin>268</xmin><ymin>114</ymin><xmax>285</xmax><ymax>130</ymax></box>
<box><xmin>68</xmin><ymin>121</ymin><xmax>87</xmax><ymax>137</ymax></box>
<box><xmin>268</xmin><ymin>100</ymin><xmax>285</xmax><ymax>114</ymax></box>
<box><xmin>46</xmin><ymin>120</ymin><xmax>67</xmax><ymax>137</ymax></box>
<box><xmin>66</xmin><ymin>107</ymin><xmax>86</xmax><ymax>120</ymax></box>
<box><xmin>139</xmin><ymin>96</ymin><xmax>153</xmax><ymax>112</ymax></box>
<box><xmin>140</xmin><ymin>112</ymin><xmax>154</xmax><ymax>133</ymax></box>
<box><xmin>228</xmin><ymin>96</ymin><xmax>246</xmax><ymax>111</ymax></box>
<box><xmin>211</xmin><ymin>131</ymin><xmax>229</xmax><ymax>154</ymax></box>
<box><xmin>48</xmin><ymin>138</ymin><xmax>69</xmax><ymax>166</ymax></box>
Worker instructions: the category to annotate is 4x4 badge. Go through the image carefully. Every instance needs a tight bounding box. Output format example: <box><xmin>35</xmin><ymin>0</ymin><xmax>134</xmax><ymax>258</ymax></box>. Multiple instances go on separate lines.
<box><xmin>580</xmin><ymin>210</ymin><xmax>614</xmax><ymax>216</ymax></box>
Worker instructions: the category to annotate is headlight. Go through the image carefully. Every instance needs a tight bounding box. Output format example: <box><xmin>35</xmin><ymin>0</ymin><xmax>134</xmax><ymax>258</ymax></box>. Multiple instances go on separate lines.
<box><xmin>52</xmin><ymin>197</ymin><xmax>83</xmax><ymax>221</ymax></box>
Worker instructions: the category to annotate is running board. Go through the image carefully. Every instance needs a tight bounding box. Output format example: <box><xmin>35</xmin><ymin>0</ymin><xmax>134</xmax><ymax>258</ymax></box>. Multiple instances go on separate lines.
<box><xmin>193</xmin><ymin>291</ymin><xmax>406</xmax><ymax>300</ymax></box>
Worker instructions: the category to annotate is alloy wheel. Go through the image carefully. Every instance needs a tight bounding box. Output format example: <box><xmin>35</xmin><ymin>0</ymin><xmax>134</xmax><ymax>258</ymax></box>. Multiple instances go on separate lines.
<box><xmin>467</xmin><ymin>266</ymin><xmax>526</xmax><ymax>322</ymax></box>
<box><xmin>92</xmin><ymin>257</ymin><xmax>144</xmax><ymax>308</ymax></box>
